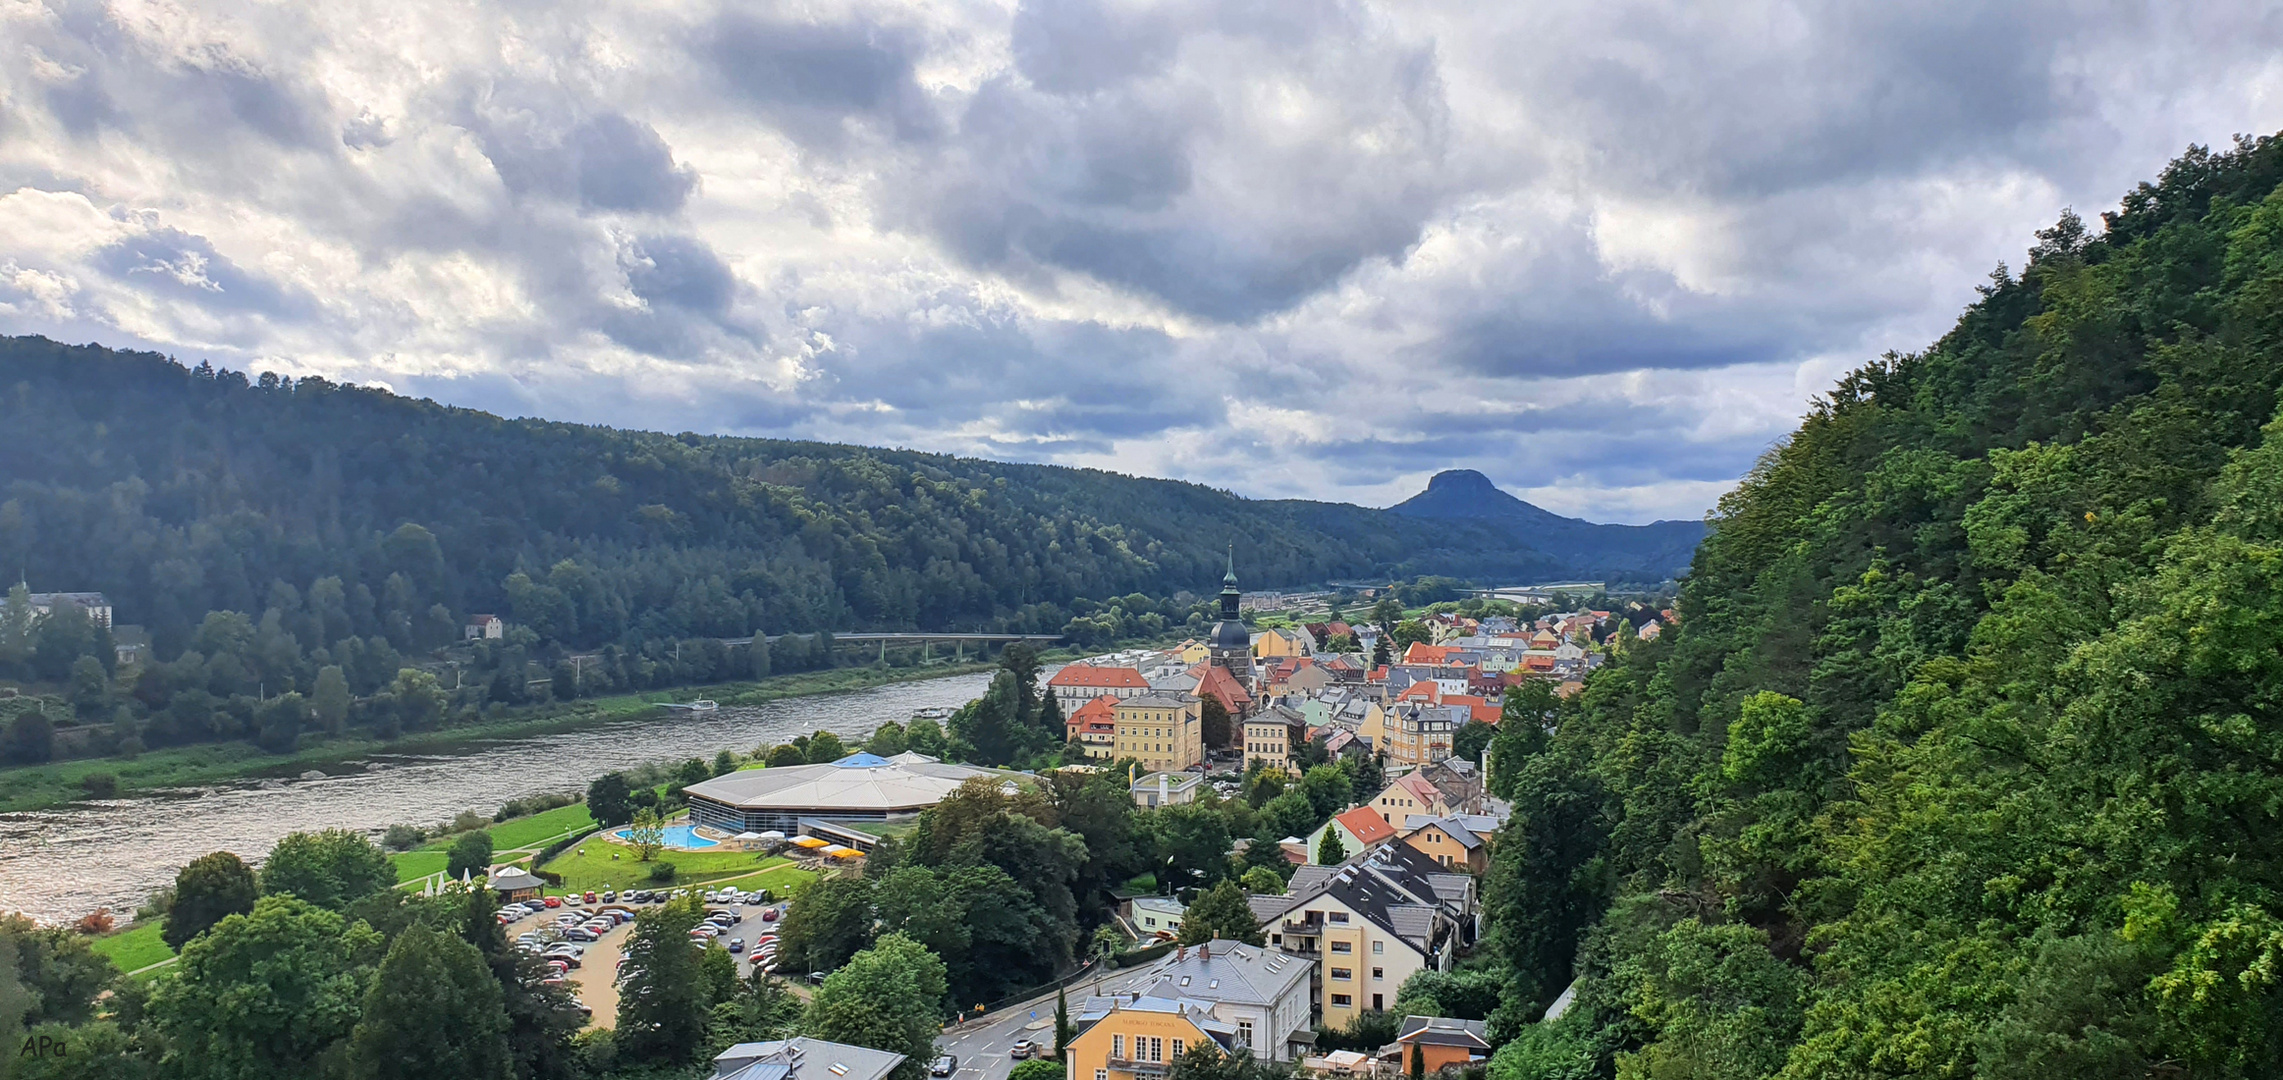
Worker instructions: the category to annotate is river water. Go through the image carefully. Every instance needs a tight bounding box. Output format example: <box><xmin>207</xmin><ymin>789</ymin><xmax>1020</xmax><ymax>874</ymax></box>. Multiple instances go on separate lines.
<box><xmin>0</xmin><ymin>670</ymin><xmax>997</xmax><ymax>925</ymax></box>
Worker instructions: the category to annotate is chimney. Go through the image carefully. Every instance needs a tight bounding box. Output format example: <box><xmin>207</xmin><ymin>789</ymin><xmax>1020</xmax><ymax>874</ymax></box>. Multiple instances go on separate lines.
<box><xmin>1177</xmin><ymin>945</ymin><xmax>1187</xmax><ymax>961</ymax></box>
<box><xmin>1199</xmin><ymin>943</ymin><xmax>1210</xmax><ymax>960</ymax></box>
<box><xmin>1160</xmin><ymin>772</ymin><xmax>1169</xmax><ymax>804</ymax></box>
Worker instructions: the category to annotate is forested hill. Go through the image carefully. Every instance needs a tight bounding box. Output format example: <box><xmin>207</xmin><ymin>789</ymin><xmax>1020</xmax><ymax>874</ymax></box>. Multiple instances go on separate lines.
<box><xmin>1390</xmin><ymin>469</ymin><xmax>1706</xmax><ymax>577</ymax></box>
<box><xmin>1482</xmin><ymin>135</ymin><xmax>2283</xmax><ymax>1076</ymax></box>
<box><xmin>0</xmin><ymin>336</ymin><xmax>1609</xmax><ymax>656</ymax></box>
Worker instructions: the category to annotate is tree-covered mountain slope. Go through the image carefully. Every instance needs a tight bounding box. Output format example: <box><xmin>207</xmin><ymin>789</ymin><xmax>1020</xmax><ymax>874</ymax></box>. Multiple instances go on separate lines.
<box><xmin>1391</xmin><ymin>469</ymin><xmax>1707</xmax><ymax>579</ymax></box>
<box><xmin>1483</xmin><ymin>134</ymin><xmax>2283</xmax><ymax>1079</ymax></box>
<box><xmin>0</xmin><ymin>336</ymin><xmax>1624</xmax><ymax>655</ymax></box>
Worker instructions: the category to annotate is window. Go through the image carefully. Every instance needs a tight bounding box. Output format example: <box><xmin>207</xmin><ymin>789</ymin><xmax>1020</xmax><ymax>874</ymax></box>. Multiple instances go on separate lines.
<box><xmin>1372</xmin><ymin>941</ymin><xmax>1384</xmax><ymax>954</ymax></box>
<box><xmin>1097</xmin><ymin>1072</ymin><xmax>1107</xmax><ymax>1080</ymax></box>
<box><xmin>1332</xmin><ymin>994</ymin><xmax>1353</xmax><ymax>1007</ymax></box>
<box><xmin>1237</xmin><ymin>1022</ymin><xmax>1253</xmax><ymax>1048</ymax></box>
<box><xmin>1113</xmin><ymin>1035</ymin><xmax>1125</xmax><ymax>1060</ymax></box>
<box><xmin>1330</xmin><ymin>941</ymin><xmax>1352</xmax><ymax>953</ymax></box>
<box><xmin>1149</xmin><ymin>1038</ymin><xmax>1164</xmax><ymax>1063</ymax></box>
<box><xmin>1172</xmin><ymin>1040</ymin><xmax>1185</xmax><ymax>1059</ymax></box>
<box><xmin>1331</xmin><ymin>967</ymin><xmax>1352</xmax><ymax>980</ymax></box>
<box><xmin>1328</xmin><ymin>912</ymin><xmax>1349</xmax><ymax>924</ymax></box>
<box><xmin>1372</xmin><ymin>994</ymin><xmax>1384</xmax><ymax>1011</ymax></box>
<box><xmin>1372</xmin><ymin>967</ymin><xmax>1384</xmax><ymax>980</ymax></box>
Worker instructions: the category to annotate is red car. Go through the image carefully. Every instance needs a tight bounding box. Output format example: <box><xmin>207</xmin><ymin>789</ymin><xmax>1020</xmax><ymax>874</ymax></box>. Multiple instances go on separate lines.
<box><xmin>543</xmin><ymin>896</ymin><xmax>563</xmax><ymax>908</ymax></box>
<box><xmin>761</xmin><ymin>908</ymin><xmax>779</xmax><ymax>922</ymax></box>
<box><xmin>584</xmin><ymin>891</ymin><xmax>598</xmax><ymax>904</ymax></box>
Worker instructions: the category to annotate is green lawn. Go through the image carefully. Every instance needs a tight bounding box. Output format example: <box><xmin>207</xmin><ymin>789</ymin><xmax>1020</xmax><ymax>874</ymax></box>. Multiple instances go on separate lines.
<box><xmin>539</xmin><ymin>843</ymin><xmax>817</xmax><ymax>893</ymax></box>
<box><xmin>90</xmin><ymin>921</ymin><xmax>173</xmax><ymax>973</ymax></box>
<box><xmin>393</xmin><ymin>850</ymin><xmax>449</xmax><ymax>884</ymax></box>
<box><xmin>487</xmin><ymin>804</ymin><xmax>598</xmax><ymax>850</ymax></box>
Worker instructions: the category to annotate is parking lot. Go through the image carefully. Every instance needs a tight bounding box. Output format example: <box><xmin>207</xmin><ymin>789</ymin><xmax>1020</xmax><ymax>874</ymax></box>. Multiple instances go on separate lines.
<box><xmin>497</xmin><ymin>889</ymin><xmax>790</xmax><ymax>1028</ymax></box>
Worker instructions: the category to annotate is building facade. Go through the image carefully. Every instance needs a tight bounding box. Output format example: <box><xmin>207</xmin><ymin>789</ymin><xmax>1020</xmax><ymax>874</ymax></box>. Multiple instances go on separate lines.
<box><xmin>1114</xmin><ymin>694</ymin><xmax>1202</xmax><ymax>771</ymax></box>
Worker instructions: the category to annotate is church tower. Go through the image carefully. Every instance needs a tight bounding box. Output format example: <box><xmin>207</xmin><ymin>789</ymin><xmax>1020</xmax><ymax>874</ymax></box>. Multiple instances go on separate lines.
<box><xmin>1207</xmin><ymin>547</ymin><xmax>1254</xmax><ymax>680</ymax></box>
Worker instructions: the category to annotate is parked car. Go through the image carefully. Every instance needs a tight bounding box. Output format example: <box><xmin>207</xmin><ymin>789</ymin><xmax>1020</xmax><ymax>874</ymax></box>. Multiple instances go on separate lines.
<box><xmin>1009</xmin><ymin>1041</ymin><xmax>1036</xmax><ymax>1060</ymax></box>
<box><xmin>543</xmin><ymin>896</ymin><xmax>562</xmax><ymax>908</ymax></box>
<box><xmin>563</xmin><ymin>929</ymin><xmax>596</xmax><ymax>942</ymax></box>
<box><xmin>516</xmin><ymin>932</ymin><xmax>541</xmax><ymax>945</ymax></box>
<box><xmin>809</xmin><ymin>972</ymin><xmax>827</xmax><ymax>985</ymax></box>
<box><xmin>523</xmin><ymin>899</ymin><xmax>550</xmax><ymax>911</ymax></box>
<box><xmin>728</xmin><ymin>938</ymin><xmax>745</xmax><ymax>952</ymax></box>
<box><xmin>600</xmin><ymin>890</ymin><xmax>616</xmax><ymax>902</ymax></box>
<box><xmin>583</xmin><ymin>891</ymin><xmax>598</xmax><ymax>904</ymax></box>
<box><xmin>931</xmin><ymin>1056</ymin><xmax>957</xmax><ymax>1077</ymax></box>
<box><xmin>761</xmin><ymin>908</ymin><xmax>780</xmax><ymax>922</ymax></box>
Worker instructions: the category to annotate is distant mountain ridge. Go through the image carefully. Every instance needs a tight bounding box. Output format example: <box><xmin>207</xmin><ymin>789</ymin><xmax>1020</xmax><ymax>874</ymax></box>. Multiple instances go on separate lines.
<box><xmin>1389</xmin><ymin>469</ymin><xmax>1707</xmax><ymax>579</ymax></box>
<box><xmin>0</xmin><ymin>338</ymin><xmax>1702</xmax><ymax>655</ymax></box>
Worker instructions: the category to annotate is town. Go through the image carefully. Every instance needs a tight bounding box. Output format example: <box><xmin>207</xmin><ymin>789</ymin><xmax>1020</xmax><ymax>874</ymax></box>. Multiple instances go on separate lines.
<box><xmin>3</xmin><ymin>563</ymin><xmax>1673</xmax><ymax>1080</ymax></box>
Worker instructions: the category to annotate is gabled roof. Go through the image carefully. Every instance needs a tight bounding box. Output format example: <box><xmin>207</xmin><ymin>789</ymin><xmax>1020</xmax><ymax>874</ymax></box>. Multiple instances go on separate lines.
<box><xmin>1334</xmin><ymin>806</ymin><xmax>1396</xmax><ymax>846</ymax></box>
<box><xmin>1395</xmin><ymin>1016</ymin><xmax>1490</xmax><ymax>1049</ymax></box>
<box><xmin>1051</xmin><ymin>665</ymin><xmax>1152</xmax><ymax>689</ymax></box>
<box><xmin>1402</xmin><ymin>644</ymin><xmax>1462</xmax><ymax>665</ymax></box>
<box><xmin>1401</xmin><ymin>815</ymin><xmax>1484</xmax><ymax>850</ymax></box>
<box><xmin>1382</xmin><ymin>773</ymin><xmax>1441</xmax><ymax>808</ymax></box>
<box><xmin>1069</xmin><ymin>696</ymin><xmax>1119</xmax><ymax>732</ymax></box>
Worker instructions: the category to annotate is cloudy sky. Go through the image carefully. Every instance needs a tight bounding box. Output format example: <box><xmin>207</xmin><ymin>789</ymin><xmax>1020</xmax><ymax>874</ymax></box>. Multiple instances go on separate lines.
<box><xmin>3</xmin><ymin>0</ymin><xmax>2280</xmax><ymax>522</ymax></box>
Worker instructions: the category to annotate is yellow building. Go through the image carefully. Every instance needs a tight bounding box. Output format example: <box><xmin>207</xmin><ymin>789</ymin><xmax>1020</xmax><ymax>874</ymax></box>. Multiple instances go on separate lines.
<box><xmin>1243</xmin><ymin>708</ymin><xmax>1304</xmax><ymax>774</ymax></box>
<box><xmin>1252</xmin><ymin>627</ymin><xmax>1312</xmax><ymax>661</ymax></box>
<box><xmin>1173</xmin><ymin>639</ymin><xmax>1210</xmax><ymax>665</ymax></box>
<box><xmin>1114</xmin><ymin>694</ymin><xmax>1203</xmax><ymax>772</ymax></box>
<box><xmin>1067</xmin><ymin>996</ymin><xmax>1226</xmax><ymax>1080</ymax></box>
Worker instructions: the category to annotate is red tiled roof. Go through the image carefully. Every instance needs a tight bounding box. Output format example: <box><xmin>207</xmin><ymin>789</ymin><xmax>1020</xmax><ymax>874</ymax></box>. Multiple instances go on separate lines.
<box><xmin>1049</xmin><ymin>665</ymin><xmax>1151</xmax><ymax>689</ymax></box>
<box><xmin>1403</xmin><ymin>643</ymin><xmax>1460</xmax><ymax>665</ymax></box>
<box><xmin>1335</xmin><ymin>806</ymin><xmax>1397</xmax><ymax>845</ymax></box>
<box><xmin>1470</xmin><ymin>704</ymin><xmax>1502</xmax><ymax>725</ymax></box>
<box><xmin>1067</xmin><ymin>696</ymin><xmax>1119</xmax><ymax>735</ymax></box>
<box><xmin>1391</xmin><ymin>773</ymin><xmax>1440</xmax><ymax>807</ymax></box>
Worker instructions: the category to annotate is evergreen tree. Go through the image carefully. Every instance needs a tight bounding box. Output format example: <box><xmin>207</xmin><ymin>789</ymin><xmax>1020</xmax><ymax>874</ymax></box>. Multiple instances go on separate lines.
<box><xmin>1316</xmin><ymin>826</ymin><xmax>1347</xmax><ymax>866</ymax></box>
<box><xmin>258</xmin><ymin>829</ymin><xmax>395</xmax><ymax>910</ymax></box>
<box><xmin>1177</xmin><ymin>880</ymin><xmax>1266</xmax><ymax>947</ymax></box>
<box><xmin>585</xmin><ymin>772</ymin><xmax>633</xmax><ymax>827</ymax></box>
<box><xmin>349</xmin><ymin>925</ymin><xmax>512</xmax><ymax>1080</ymax></box>
<box><xmin>616</xmin><ymin>897</ymin><xmax>709</xmax><ymax>1065</ymax></box>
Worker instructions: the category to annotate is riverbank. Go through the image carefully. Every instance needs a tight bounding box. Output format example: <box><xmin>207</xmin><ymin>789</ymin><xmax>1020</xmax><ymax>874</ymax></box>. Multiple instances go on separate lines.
<box><xmin>0</xmin><ymin>660</ymin><xmax>1003</xmax><ymax>814</ymax></box>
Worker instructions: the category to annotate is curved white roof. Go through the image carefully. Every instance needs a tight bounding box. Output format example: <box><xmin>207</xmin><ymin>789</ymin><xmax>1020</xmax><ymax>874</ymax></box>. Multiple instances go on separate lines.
<box><xmin>682</xmin><ymin>752</ymin><xmax>1020</xmax><ymax>813</ymax></box>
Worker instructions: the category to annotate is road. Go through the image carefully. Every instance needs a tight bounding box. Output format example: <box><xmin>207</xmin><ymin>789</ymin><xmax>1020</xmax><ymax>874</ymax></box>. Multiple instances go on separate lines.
<box><xmin>934</xmin><ymin>964</ymin><xmax>1176</xmax><ymax>1080</ymax></box>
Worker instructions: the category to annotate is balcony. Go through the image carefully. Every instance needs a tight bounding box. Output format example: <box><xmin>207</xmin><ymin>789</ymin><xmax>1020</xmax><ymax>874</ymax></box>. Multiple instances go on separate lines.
<box><xmin>1107</xmin><ymin>1060</ymin><xmax>1172</xmax><ymax>1076</ymax></box>
<box><xmin>1281</xmin><ymin>919</ymin><xmax>1322</xmax><ymax>936</ymax></box>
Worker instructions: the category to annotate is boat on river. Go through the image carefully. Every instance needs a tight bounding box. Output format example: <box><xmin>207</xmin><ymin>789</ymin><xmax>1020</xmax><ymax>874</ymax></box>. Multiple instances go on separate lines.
<box><xmin>659</xmin><ymin>699</ymin><xmax>720</xmax><ymax>713</ymax></box>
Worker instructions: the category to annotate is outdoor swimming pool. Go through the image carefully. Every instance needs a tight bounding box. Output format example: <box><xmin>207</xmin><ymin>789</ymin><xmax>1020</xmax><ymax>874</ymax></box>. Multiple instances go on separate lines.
<box><xmin>615</xmin><ymin>825</ymin><xmax>719</xmax><ymax>849</ymax></box>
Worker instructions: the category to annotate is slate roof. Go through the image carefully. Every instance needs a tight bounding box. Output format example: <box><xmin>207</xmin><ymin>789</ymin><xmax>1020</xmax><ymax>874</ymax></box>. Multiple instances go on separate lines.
<box><xmin>1254</xmin><ymin>843</ymin><xmax>1466</xmax><ymax>955</ymax></box>
<box><xmin>1401</xmin><ymin>816</ymin><xmax>1485</xmax><ymax>850</ymax></box>
<box><xmin>711</xmin><ymin>1039</ymin><xmax>905</xmax><ymax>1080</ymax></box>
<box><xmin>1395</xmin><ymin>1016</ymin><xmax>1490</xmax><ymax>1049</ymax></box>
<box><xmin>1126</xmin><ymin>940</ymin><xmax>1312</xmax><ymax>1007</ymax></box>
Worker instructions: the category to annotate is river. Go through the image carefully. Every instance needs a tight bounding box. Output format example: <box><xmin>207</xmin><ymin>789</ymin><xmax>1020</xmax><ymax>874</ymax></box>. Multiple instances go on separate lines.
<box><xmin>0</xmin><ymin>670</ymin><xmax>998</xmax><ymax>926</ymax></box>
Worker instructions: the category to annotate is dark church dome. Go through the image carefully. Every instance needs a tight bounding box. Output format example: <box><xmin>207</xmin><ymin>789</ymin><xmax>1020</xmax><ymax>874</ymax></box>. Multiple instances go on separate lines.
<box><xmin>1210</xmin><ymin>617</ymin><xmax>1251</xmax><ymax>652</ymax></box>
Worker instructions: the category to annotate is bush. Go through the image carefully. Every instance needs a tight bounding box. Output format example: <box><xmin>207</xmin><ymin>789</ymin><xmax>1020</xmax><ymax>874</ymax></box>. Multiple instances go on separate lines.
<box><xmin>74</xmin><ymin>908</ymin><xmax>115</xmax><ymax>935</ymax></box>
<box><xmin>80</xmin><ymin>772</ymin><xmax>119</xmax><ymax>798</ymax></box>
<box><xmin>382</xmin><ymin>824</ymin><xmax>425</xmax><ymax>851</ymax></box>
<box><xmin>647</xmin><ymin>861</ymin><xmax>678</xmax><ymax>883</ymax></box>
<box><xmin>451</xmin><ymin>810</ymin><xmax>487</xmax><ymax>833</ymax></box>
<box><xmin>1010</xmin><ymin>1061</ymin><xmax>1065</xmax><ymax>1080</ymax></box>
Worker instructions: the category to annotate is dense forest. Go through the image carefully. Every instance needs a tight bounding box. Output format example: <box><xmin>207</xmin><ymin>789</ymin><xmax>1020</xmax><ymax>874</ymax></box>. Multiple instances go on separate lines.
<box><xmin>1481</xmin><ymin>134</ymin><xmax>2283</xmax><ymax>1078</ymax></box>
<box><xmin>0</xmin><ymin>335</ymin><xmax>1648</xmax><ymax>665</ymax></box>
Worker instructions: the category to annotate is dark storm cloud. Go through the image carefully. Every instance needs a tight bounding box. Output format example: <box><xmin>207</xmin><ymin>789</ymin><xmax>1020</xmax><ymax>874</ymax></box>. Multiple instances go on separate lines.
<box><xmin>472</xmin><ymin>101</ymin><xmax>699</xmax><ymax>213</ymax></box>
<box><xmin>602</xmin><ymin>234</ymin><xmax>762</xmax><ymax>358</ymax></box>
<box><xmin>700</xmin><ymin>13</ymin><xmax>940</xmax><ymax>145</ymax></box>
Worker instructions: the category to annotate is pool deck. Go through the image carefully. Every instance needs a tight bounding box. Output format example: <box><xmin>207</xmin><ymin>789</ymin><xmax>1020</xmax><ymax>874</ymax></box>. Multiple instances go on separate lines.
<box><xmin>602</xmin><ymin>818</ymin><xmax>739</xmax><ymax>852</ymax></box>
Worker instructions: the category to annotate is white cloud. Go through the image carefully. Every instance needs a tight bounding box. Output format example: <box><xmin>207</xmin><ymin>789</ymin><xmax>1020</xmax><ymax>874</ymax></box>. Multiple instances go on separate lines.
<box><xmin>1</xmin><ymin>0</ymin><xmax>2280</xmax><ymax>523</ymax></box>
